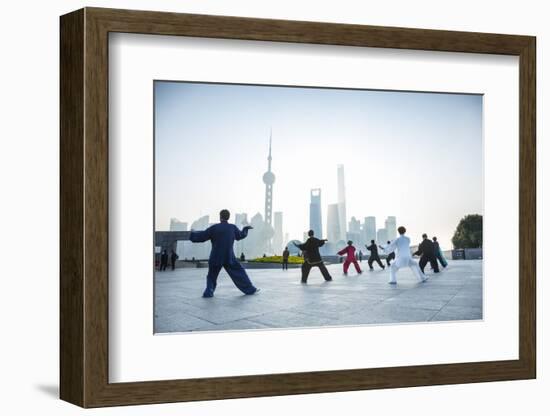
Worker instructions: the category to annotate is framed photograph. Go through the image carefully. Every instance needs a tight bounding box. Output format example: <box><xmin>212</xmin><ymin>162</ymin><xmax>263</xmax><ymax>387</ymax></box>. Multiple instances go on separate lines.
<box><xmin>60</xmin><ymin>7</ymin><xmax>536</xmax><ymax>408</ymax></box>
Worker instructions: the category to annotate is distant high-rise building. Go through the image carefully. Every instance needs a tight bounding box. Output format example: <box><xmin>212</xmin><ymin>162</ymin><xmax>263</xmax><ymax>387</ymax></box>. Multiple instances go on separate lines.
<box><xmin>347</xmin><ymin>216</ymin><xmax>362</xmax><ymax>244</ymax></box>
<box><xmin>262</xmin><ymin>132</ymin><xmax>275</xmax><ymax>227</ymax></box>
<box><xmin>191</xmin><ymin>215</ymin><xmax>209</xmax><ymax>231</ymax></box>
<box><xmin>349</xmin><ymin>216</ymin><xmax>361</xmax><ymax>233</ymax></box>
<box><xmin>364</xmin><ymin>216</ymin><xmax>376</xmax><ymax>243</ymax></box>
<box><xmin>377</xmin><ymin>228</ymin><xmax>388</xmax><ymax>244</ymax></box>
<box><xmin>309</xmin><ymin>188</ymin><xmax>323</xmax><ymax>238</ymax></box>
<box><xmin>385</xmin><ymin>216</ymin><xmax>397</xmax><ymax>241</ymax></box>
<box><xmin>234</xmin><ymin>213</ymin><xmax>248</xmax><ymax>227</ymax></box>
<box><xmin>327</xmin><ymin>203</ymin><xmax>341</xmax><ymax>243</ymax></box>
<box><xmin>273</xmin><ymin>212</ymin><xmax>283</xmax><ymax>253</ymax></box>
<box><xmin>169</xmin><ymin>218</ymin><xmax>187</xmax><ymax>232</ymax></box>
<box><xmin>262</xmin><ymin>133</ymin><xmax>276</xmax><ymax>253</ymax></box>
<box><xmin>337</xmin><ymin>164</ymin><xmax>347</xmax><ymax>241</ymax></box>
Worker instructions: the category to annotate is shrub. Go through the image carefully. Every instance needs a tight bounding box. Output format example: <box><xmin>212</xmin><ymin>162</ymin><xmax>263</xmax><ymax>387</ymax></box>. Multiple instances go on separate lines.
<box><xmin>248</xmin><ymin>255</ymin><xmax>304</xmax><ymax>264</ymax></box>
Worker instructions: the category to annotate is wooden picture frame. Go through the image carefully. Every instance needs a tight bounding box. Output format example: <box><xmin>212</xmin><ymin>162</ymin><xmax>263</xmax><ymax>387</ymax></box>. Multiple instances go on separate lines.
<box><xmin>60</xmin><ymin>7</ymin><xmax>536</xmax><ymax>408</ymax></box>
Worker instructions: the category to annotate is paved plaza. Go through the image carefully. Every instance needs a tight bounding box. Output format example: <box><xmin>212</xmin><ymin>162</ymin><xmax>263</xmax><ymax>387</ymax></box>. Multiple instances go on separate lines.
<box><xmin>154</xmin><ymin>260</ymin><xmax>482</xmax><ymax>334</ymax></box>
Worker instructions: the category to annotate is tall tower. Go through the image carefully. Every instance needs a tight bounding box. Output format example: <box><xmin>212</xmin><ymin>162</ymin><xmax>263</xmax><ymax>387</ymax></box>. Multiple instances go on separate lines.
<box><xmin>364</xmin><ymin>216</ymin><xmax>376</xmax><ymax>243</ymax></box>
<box><xmin>337</xmin><ymin>164</ymin><xmax>347</xmax><ymax>241</ymax></box>
<box><xmin>273</xmin><ymin>212</ymin><xmax>283</xmax><ymax>253</ymax></box>
<box><xmin>309</xmin><ymin>188</ymin><xmax>323</xmax><ymax>238</ymax></box>
<box><xmin>262</xmin><ymin>132</ymin><xmax>275</xmax><ymax>226</ymax></box>
<box><xmin>327</xmin><ymin>203</ymin><xmax>341</xmax><ymax>243</ymax></box>
<box><xmin>385</xmin><ymin>216</ymin><xmax>397</xmax><ymax>241</ymax></box>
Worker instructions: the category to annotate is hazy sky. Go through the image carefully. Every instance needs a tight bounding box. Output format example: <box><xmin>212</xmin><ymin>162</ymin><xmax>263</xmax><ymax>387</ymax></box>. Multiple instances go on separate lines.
<box><xmin>154</xmin><ymin>81</ymin><xmax>482</xmax><ymax>250</ymax></box>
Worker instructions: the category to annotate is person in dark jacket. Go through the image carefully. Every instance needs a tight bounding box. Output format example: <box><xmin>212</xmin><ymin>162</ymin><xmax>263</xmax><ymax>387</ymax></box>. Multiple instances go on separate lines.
<box><xmin>189</xmin><ymin>209</ymin><xmax>259</xmax><ymax>298</ymax></box>
<box><xmin>414</xmin><ymin>234</ymin><xmax>440</xmax><ymax>273</ymax></box>
<box><xmin>293</xmin><ymin>230</ymin><xmax>332</xmax><ymax>283</ymax></box>
<box><xmin>170</xmin><ymin>250</ymin><xmax>179</xmax><ymax>270</ymax></box>
<box><xmin>366</xmin><ymin>240</ymin><xmax>385</xmax><ymax>270</ymax></box>
<box><xmin>159</xmin><ymin>250</ymin><xmax>168</xmax><ymax>271</ymax></box>
<box><xmin>282</xmin><ymin>246</ymin><xmax>290</xmax><ymax>270</ymax></box>
<box><xmin>432</xmin><ymin>236</ymin><xmax>448</xmax><ymax>268</ymax></box>
<box><xmin>380</xmin><ymin>240</ymin><xmax>395</xmax><ymax>266</ymax></box>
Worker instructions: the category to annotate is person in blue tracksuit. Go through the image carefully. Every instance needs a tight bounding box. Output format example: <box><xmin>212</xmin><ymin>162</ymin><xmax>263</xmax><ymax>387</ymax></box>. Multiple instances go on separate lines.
<box><xmin>189</xmin><ymin>209</ymin><xmax>259</xmax><ymax>298</ymax></box>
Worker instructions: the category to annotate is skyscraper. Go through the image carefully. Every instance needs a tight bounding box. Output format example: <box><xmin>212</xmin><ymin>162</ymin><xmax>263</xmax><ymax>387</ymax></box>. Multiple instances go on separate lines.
<box><xmin>364</xmin><ymin>216</ymin><xmax>376</xmax><ymax>243</ymax></box>
<box><xmin>262</xmin><ymin>132</ymin><xmax>275</xmax><ymax>227</ymax></box>
<box><xmin>377</xmin><ymin>228</ymin><xmax>388</xmax><ymax>244</ymax></box>
<box><xmin>337</xmin><ymin>164</ymin><xmax>347</xmax><ymax>241</ymax></box>
<box><xmin>234</xmin><ymin>213</ymin><xmax>248</xmax><ymax>228</ymax></box>
<box><xmin>273</xmin><ymin>211</ymin><xmax>283</xmax><ymax>253</ymax></box>
<box><xmin>347</xmin><ymin>216</ymin><xmax>362</xmax><ymax>244</ymax></box>
<box><xmin>327</xmin><ymin>203</ymin><xmax>341</xmax><ymax>243</ymax></box>
<box><xmin>169</xmin><ymin>218</ymin><xmax>187</xmax><ymax>232</ymax></box>
<box><xmin>309</xmin><ymin>188</ymin><xmax>323</xmax><ymax>238</ymax></box>
<box><xmin>385</xmin><ymin>216</ymin><xmax>397</xmax><ymax>241</ymax></box>
<box><xmin>349</xmin><ymin>216</ymin><xmax>361</xmax><ymax>233</ymax></box>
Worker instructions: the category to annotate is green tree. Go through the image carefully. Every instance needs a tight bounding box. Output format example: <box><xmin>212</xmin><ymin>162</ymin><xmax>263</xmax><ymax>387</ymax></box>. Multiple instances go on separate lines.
<box><xmin>452</xmin><ymin>214</ymin><xmax>483</xmax><ymax>249</ymax></box>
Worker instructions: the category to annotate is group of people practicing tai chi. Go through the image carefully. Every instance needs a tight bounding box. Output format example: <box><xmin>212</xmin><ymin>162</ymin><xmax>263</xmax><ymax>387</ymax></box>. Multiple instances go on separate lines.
<box><xmin>189</xmin><ymin>209</ymin><xmax>448</xmax><ymax>297</ymax></box>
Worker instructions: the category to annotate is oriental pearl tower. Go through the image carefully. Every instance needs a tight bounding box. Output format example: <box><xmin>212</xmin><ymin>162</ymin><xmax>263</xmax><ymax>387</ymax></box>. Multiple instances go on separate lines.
<box><xmin>263</xmin><ymin>131</ymin><xmax>275</xmax><ymax>227</ymax></box>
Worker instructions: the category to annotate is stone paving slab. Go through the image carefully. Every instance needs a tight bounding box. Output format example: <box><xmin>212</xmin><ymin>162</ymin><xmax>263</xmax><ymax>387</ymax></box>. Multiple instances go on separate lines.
<box><xmin>154</xmin><ymin>259</ymin><xmax>483</xmax><ymax>333</ymax></box>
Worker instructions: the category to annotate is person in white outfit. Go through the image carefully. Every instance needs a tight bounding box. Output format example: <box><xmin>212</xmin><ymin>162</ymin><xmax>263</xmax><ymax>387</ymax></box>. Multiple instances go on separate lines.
<box><xmin>382</xmin><ymin>226</ymin><xmax>427</xmax><ymax>284</ymax></box>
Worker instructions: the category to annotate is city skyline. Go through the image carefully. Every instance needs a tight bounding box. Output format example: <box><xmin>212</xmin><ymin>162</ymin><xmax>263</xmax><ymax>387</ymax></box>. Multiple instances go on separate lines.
<box><xmin>155</xmin><ymin>81</ymin><xmax>483</xmax><ymax>250</ymax></box>
<box><xmin>165</xmin><ymin>161</ymin><xmax>400</xmax><ymax>256</ymax></box>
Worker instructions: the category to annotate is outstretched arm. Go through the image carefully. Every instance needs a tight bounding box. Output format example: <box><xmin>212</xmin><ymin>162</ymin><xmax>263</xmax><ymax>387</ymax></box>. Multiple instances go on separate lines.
<box><xmin>189</xmin><ymin>227</ymin><xmax>212</xmax><ymax>243</ymax></box>
<box><xmin>337</xmin><ymin>247</ymin><xmax>347</xmax><ymax>256</ymax></box>
<box><xmin>381</xmin><ymin>240</ymin><xmax>397</xmax><ymax>254</ymax></box>
<box><xmin>293</xmin><ymin>241</ymin><xmax>305</xmax><ymax>250</ymax></box>
<box><xmin>235</xmin><ymin>225</ymin><xmax>252</xmax><ymax>241</ymax></box>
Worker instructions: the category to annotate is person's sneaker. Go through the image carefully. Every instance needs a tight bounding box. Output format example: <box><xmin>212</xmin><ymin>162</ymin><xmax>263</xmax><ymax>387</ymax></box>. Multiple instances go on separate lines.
<box><xmin>388</xmin><ymin>281</ymin><xmax>397</xmax><ymax>285</ymax></box>
<box><xmin>202</xmin><ymin>293</ymin><xmax>214</xmax><ymax>298</ymax></box>
<box><xmin>343</xmin><ymin>272</ymin><xmax>348</xmax><ymax>276</ymax></box>
<box><xmin>421</xmin><ymin>278</ymin><xmax>428</xmax><ymax>283</ymax></box>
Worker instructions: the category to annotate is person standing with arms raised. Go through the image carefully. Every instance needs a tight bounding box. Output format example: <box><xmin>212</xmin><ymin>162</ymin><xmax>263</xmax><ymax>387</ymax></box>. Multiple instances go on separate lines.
<box><xmin>380</xmin><ymin>240</ymin><xmax>395</xmax><ymax>266</ymax></box>
<box><xmin>189</xmin><ymin>209</ymin><xmax>259</xmax><ymax>298</ymax></box>
<box><xmin>337</xmin><ymin>240</ymin><xmax>362</xmax><ymax>275</ymax></box>
<box><xmin>382</xmin><ymin>226</ymin><xmax>427</xmax><ymax>284</ymax></box>
<box><xmin>366</xmin><ymin>240</ymin><xmax>386</xmax><ymax>271</ymax></box>
<box><xmin>293</xmin><ymin>230</ymin><xmax>333</xmax><ymax>283</ymax></box>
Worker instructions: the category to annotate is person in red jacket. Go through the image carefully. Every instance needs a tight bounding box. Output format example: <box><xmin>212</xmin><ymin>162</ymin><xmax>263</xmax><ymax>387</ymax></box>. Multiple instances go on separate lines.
<box><xmin>337</xmin><ymin>240</ymin><xmax>363</xmax><ymax>275</ymax></box>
